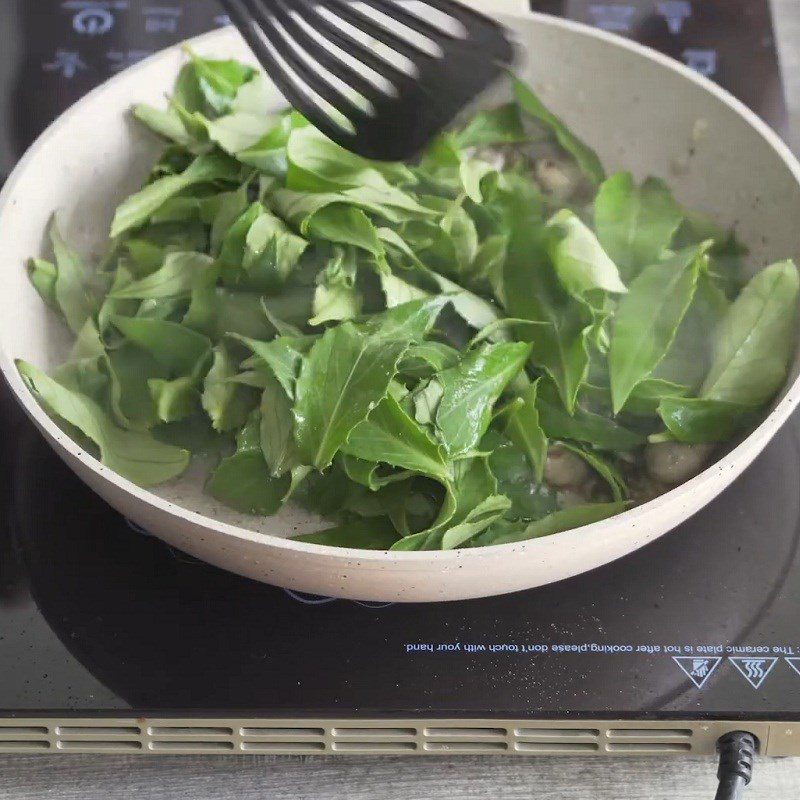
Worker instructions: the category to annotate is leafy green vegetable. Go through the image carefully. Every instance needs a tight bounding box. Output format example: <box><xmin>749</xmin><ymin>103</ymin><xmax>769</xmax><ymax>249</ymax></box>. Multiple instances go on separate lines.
<box><xmin>472</xmin><ymin>502</ymin><xmax>627</xmax><ymax>547</ymax></box>
<box><xmin>512</xmin><ymin>77</ymin><xmax>605</xmax><ymax>186</ymax></box>
<box><xmin>455</xmin><ymin>103</ymin><xmax>528</xmax><ymax>148</ymax></box>
<box><xmin>594</xmin><ymin>172</ymin><xmax>683</xmax><ymax>281</ymax></box>
<box><xmin>188</xmin><ymin>51</ymin><xmax>255</xmax><ymax>115</ymax></box>
<box><xmin>18</xmin><ymin>360</ymin><xmax>189</xmax><ymax>486</ymax></box>
<box><xmin>701</xmin><ymin>260</ymin><xmax>799</xmax><ymax>407</ymax></box>
<box><xmin>654</xmin><ymin>268</ymin><xmax>730</xmax><ymax>389</ymax></box>
<box><xmin>503</xmin><ymin>380</ymin><xmax>547</xmax><ymax>481</ymax></box>
<box><xmin>391</xmin><ymin>456</ymin><xmax>508</xmax><ymax>551</ymax></box>
<box><xmin>310</xmin><ymin>246</ymin><xmax>362</xmax><ymax>325</ymax></box>
<box><xmin>111</xmin><ymin>153</ymin><xmax>237</xmax><ymax>237</ymax></box>
<box><xmin>111</xmin><ymin>252</ymin><xmax>214</xmax><ymax>301</ymax></box>
<box><xmin>21</xmin><ymin>55</ymin><xmax>800</xmax><ymax>552</ymax></box>
<box><xmin>206</xmin><ymin>411</ymin><xmax>289</xmax><ymax>514</ymax></box>
<box><xmin>202</xmin><ymin>344</ymin><xmax>258</xmax><ymax>432</ymax></box>
<box><xmin>546</xmin><ymin>209</ymin><xmax>627</xmax><ymax>297</ymax></box>
<box><xmin>504</xmin><ymin>213</ymin><xmax>593</xmax><ymax>413</ymax></box>
<box><xmin>293</xmin><ymin>322</ymin><xmax>410</xmax><ymax>469</ymax></box>
<box><xmin>259</xmin><ymin>374</ymin><xmax>301</xmax><ymax>476</ymax></box>
<box><xmin>537</xmin><ymin>381</ymin><xmax>645</xmax><ymax>451</ymax></box>
<box><xmin>560</xmin><ymin>442</ymin><xmax>627</xmax><ymax>502</ymax></box>
<box><xmin>45</xmin><ymin>223</ymin><xmax>103</xmax><ymax>334</ymax></box>
<box><xmin>343</xmin><ymin>395</ymin><xmax>449</xmax><ymax>483</ymax></box>
<box><xmin>657</xmin><ymin>397</ymin><xmax>753</xmax><ymax>443</ymax></box>
<box><xmin>609</xmin><ymin>244</ymin><xmax>707</xmax><ymax>412</ymax></box>
<box><xmin>112</xmin><ymin>316</ymin><xmax>211</xmax><ymax>373</ymax></box>
<box><xmin>435</xmin><ymin>342</ymin><xmax>531</xmax><ymax>456</ymax></box>
<box><xmin>294</xmin><ymin>519</ymin><xmax>399</xmax><ymax>550</ymax></box>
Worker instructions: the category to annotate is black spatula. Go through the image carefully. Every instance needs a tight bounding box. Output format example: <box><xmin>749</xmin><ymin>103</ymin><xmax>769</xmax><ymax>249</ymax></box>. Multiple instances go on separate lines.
<box><xmin>217</xmin><ymin>0</ymin><xmax>516</xmax><ymax>161</ymax></box>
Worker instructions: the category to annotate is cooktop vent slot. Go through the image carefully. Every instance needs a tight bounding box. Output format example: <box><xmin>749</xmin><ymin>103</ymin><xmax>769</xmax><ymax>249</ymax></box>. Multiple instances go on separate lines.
<box><xmin>423</xmin><ymin>741</ymin><xmax>509</xmax><ymax>753</ymax></box>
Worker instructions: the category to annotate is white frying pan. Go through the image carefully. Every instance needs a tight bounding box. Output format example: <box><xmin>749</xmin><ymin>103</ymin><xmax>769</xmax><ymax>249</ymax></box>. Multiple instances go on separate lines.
<box><xmin>1</xmin><ymin>2</ymin><xmax>800</xmax><ymax>602</ymax></box>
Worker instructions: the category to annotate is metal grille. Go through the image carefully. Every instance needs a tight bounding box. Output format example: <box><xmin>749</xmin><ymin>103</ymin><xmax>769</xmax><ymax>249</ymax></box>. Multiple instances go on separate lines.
<box><xmin>0</xmin><ymin>719</ymin><xmax>783</xmax><ymax>756</ymax></box>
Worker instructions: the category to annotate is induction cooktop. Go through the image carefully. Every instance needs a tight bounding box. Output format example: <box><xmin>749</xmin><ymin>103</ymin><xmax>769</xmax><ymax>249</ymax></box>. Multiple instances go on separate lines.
<box><xmin>0</xmin><ymin>0</ymin><xmax>799</xmax><ymax>759</ymax></box>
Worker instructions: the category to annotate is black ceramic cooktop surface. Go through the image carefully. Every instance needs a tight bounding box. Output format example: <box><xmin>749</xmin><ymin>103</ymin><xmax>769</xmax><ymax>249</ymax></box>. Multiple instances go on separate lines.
<box><xmin>0</xmin><ymin>0</ymin><xmax>797</xmax><ymax>719</ymax></box>
<box><xmin>3</xmin><ymin>388</ymin><xmax>800</xmax><ymax>719</ymax></box>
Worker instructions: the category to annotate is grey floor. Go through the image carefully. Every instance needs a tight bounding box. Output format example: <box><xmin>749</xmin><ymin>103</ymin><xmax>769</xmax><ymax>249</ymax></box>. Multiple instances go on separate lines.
<box><xmin>3</xmin><ymin>2</ymin><xmax>800</xmax><ymax>798</ymax></box>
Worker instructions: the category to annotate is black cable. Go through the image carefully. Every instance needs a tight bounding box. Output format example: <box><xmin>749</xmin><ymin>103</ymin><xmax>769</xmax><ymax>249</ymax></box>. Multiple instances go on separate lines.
<box><xmin>715</xmin><ymin>731</ymin><xmax>757</xmax><ymax>800</ymax></box>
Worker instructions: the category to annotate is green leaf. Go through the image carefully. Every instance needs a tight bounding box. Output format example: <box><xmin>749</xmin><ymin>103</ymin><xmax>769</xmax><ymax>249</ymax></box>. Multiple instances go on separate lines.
<box><xmin>439</xmin><ymin>495</ymin><xmax>512</xmax><ymax>550</ymax></box>
<box><xmin>398</xmin><ymin>342</ymin><xmax>460</xmax><ymax>380</ymax></box>
<box><xmin>148</xmin><ymin>375</ymin><xmax>200</xmax><ymax>423</ymax></box>
<box><xmin>106</xmin><ymin>343</ymin><xmax>163</xmax><ymax>429</ymax></box>
<box><xmin>594</xmin><ymin>172</ymin><xmax>684</xmax><ymax>281</ymax></box>
<box><xmin>110</xmin><ymin>153</ymin><xmax>237</xmax><ymax>238</ymax></box>
<box><xmin>205</xmin><ymin>112</ymin><xmax>278</xmax><ymax>154</ymax></box>
<box><xmin>513</xmin><ymin>78</ymin><xmax>605</xmax><ymax>186</ymax></box>
<box><xmin>654</xmin><ymin>268</ymin><xmax>730</xmax><ymax>389</ymax></box>
<box><xmin>110</xmin><ymin>251</ymin><xmax>213</xmax><ymax>300</ymax></box>
<box><xmin>486</xmin><ymin>432</ymin><xmax>558</xmax><ymax>521</ymax></box>
<box><xmin>701</xmin><ymin>260</ymin><xmax>800</xmax><ymax>407</ymax></box>
<box><xmin>18</xmin><ymin>360</ymin><xmax>189</xmax><ymax>487</ymax></box>
<box><xmin>188</xmin><ymin>51</ymin><xmax>255</xmax><ymax>114</ymax></box>
<box><xmin>343</xmin><ymin>395</ymin><xmax>449</xmax><ymax>482</ymax></box>
<box><xmin>425</xmin><ymin>270</ymin><xmax>504</xmax><ymax>333</ymax></box>
<box><xmin>657</xmin><ymin>397</ymin><xmax>753</xmax><ymax>443</ymax></box>
<box><xmin>286</xmin><ymin>125</ymin><xmax>415</xmax><ymax>193</ymax></box>
<box><xmin>504</xmin><ymin>214</ymin><xmax>593</xmax><ymax>413</ymax></box>
<box><xmin>609</xmin><ymin>245</ymin><xmax>706</xmax><ymax>413</ymax></box>
<box><xmin>503</xmin><ymin>380</ymin><xmax>547</xmax><ymax>481</ymax></box>
<box><xmin>380</xmin><ymin>271</ymin><xmax>430</xmax><ymax>308</ymax></box>
<box><xmin>53</xmin><ymin>318</ymin><xmax>111</xmax><ymax>402</ymax></box>
<box><xmin>133</xmin><ymin>103</ymin><xmax>200</xmax><ymax>150</ymax></box>
<box><xmin>259</xmin><ymin>374</ymin><xmax>302</xmax><ymax>476</ymax></box>
<box><xmin>455</xmin><ymin>103</ymin><xmax>528</xmax><ymax>147</ymax></box>
<box><xmin>230</xmin><ymin>72</ymin><xmax>272</xmax><ymax>116</ymax></box>
<box><xmin>209</xmin><ymin>185</ymin><xmax>250</xmax><ymax>255</ymax></box>
<box><xmin>273</xmin><ymin>190</ymin><xmax>389</xmax><ymax>263</ymax></box>
<box><xmin>376</xmin><ymin>227</ymin><xmax>506</xmax><ymax>334</ymax></box>
<box><xmin>218</xmin><ymin>202</ymin><xmax>262</xmax><ymax>275</ymax></box>
<box><xmin>546</xmin><ymin>209</ymin><xmax>627</xmax><ymax>297</ymax></box>
<box><xmin>293</xmin><ymin>519</ymin><xmax>400</xmax><ymax>550</ymax></box>
<box><xmin>618</xmin><ymin>377</ymin><xmax>690</xmax><ymax>416</ymax></box>
<box><xmin>560</xmin><ymin>442</ymin><xmax>627</xmax><ymax>502</ymax></box>
<box><xmin>206</xmin><ymin>411</ymin><xmax>289</xmax><ymax>515</ymax></box>
<box><xmin>472</xmin><ymin>502</ymin><xmax>627</xmax><ymax>546</ymax></box>
<box><xmin>27</xmin><ymin>258</ymin><xmax>58</xmax><ymax>309</ymax></box>
<box><xmin>413</xmin><ymin>379</ymin><xmax>444</xmax><ymax>426</ymax></box>
<box><xmin>420</xmin><ymin>134</ymin><xmax>496</xmax><ymax>202</ymax></box>
<box><xmin>341</xmin><ymin>455</ymin><xmax>412</xmax><ymax>492</ymax></box>
<box><xmin>359</xmin><ymin>296</ymin><xmax>450</xmax><ymax>342</ymax></box>
<box><xmin>293</xmin><ymin>322</ymin><xmax>411</xmax><ymax>469</ymax></box>
<box><xmin>391</xmin><ymin>456</ymin><xmax>505</xmax><ymax>550</ymax></box>
<box><xmin>272</xmin><ymin>186</ymin><xmax>435</xmax><ymax>233</ymax></box>
<box><xmin>50</xmin><ymin>224</ymin><xmax>100</xmax><ymax>335</ymax></box>
<box><xmin>246</xmin><ymin>210</ymin><xmax>308</xmax><ymax>279</ymax></box>
<box><xmin>220</xmin><ymin>207</ymin><xmax>309</xmax><ymax>292</ymax></box>
<box><xmin>441</xmin><ymin>200</ymin><xmax>479</xmax><ymax>267</ymax></box>
<box><xmin>236</xmin><ymin>112</ymin><xmax>306</xmax><ymax>176</ymax></box>
<box><xmin>233</xmin><ymin>335</ymin><xmax>304</xmax><ymax>400</ymax></box>
<box><xmin>202</xmin><ymin>344</ymin><xmax>259</xmax><ymax>432</ymax></box>
<box><xmin>470</xmin><ymin>234</ymin><xmax>508</xmax><ymax>302</ymax></box>
<box><xmin>435</xmin><ymin>342</ymin><xmax>531</xmax><ymax>456</ymax></box>
<box><xmin>112</xmin><ymin>316</ymin><xmax>211</xmax><ymax>376</ymax></box>
<box><xmin>310</xmin><ymin>246</ymin><xmax>362</xmax><ymax>325</ymax></box>
<box><xmin>537</xmin><ymin>382</ymin><xmax>645</xmax><ymax>451</ymax></box>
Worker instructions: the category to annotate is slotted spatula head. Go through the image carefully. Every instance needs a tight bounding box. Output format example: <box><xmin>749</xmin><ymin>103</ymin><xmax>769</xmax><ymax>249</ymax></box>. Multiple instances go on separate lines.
<box><xmin>218</xmin><ymin>0</ymin><xmax>516</xmax><ymax>161</ymax></box>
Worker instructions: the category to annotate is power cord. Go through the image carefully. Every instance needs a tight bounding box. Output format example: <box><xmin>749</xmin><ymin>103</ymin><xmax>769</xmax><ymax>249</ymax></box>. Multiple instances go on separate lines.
<box><xmin>715</xmin><ymin>731</ymin><xmax>757</xmax><ymax>800</ymax></box>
